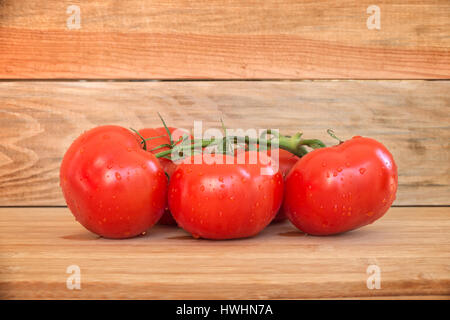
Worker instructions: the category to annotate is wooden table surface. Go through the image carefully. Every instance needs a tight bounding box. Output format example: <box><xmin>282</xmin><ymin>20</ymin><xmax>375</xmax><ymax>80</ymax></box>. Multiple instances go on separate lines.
<box><xmin>0</xmin><ymin>0</ymin><xmax>449</xmax><ymax>300</ymax></box>
<box><xmin>1</xmin><ymin>207</ymin><xmax>449</xmax><ymax>299</ymax></box>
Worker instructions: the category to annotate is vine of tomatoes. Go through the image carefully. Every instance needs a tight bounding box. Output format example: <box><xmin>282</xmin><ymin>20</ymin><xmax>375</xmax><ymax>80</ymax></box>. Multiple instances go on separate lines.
<box><xmin>60</xmin><ymin>119</ymin><xmax>398</xmax><ymax>239</ymax></box>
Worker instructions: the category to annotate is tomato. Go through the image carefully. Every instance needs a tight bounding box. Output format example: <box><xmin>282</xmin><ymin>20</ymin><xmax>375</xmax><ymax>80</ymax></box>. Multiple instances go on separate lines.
<box><xmin>60</xmin><ymin>125</ymin><xmax>167</xmax><ymax>239</ymax></box>
<box><xmin>283</xmin><ymin>136</ymin><xmax>398</xmax><ymax>235</ymax></box>
<box><xmin>138</xmin><ymin>127</ymin><xmax>190</xmax><ymax>225</ymax></box>
<box><xmin>235</xmin><ymin>147</ymin><xmax>299</xmax><ymax>222</ymax></box>
<box><xmin>271</xmin><ymin>149</ymin><xmax>299</xmax><ymax>222</ymax></box>
<box><xmin>168</xmin><ymin>151</ymin><xmax>284</xmax><ymax>240</ymax></box>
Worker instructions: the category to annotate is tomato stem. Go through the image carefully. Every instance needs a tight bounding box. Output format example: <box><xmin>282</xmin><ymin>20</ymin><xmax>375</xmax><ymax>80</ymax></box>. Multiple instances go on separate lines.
<box><xmin>129</xmin><ymin>128</ymin><xmax>148</xmax><ymax>151</ymax></box>
<box><xmin>327</xmin><ymin>129</ymin><xmax>343</xmax><ymax>144</ymax></box>
<box><xmin>158</xmin><ymin>112</ymin><xmax>173</xmax><ymax>145</ymax></box>
<box><xmin>153</xmin><ymin>132</ymin><xmax>325</xmax><ymax>159</ymax></box>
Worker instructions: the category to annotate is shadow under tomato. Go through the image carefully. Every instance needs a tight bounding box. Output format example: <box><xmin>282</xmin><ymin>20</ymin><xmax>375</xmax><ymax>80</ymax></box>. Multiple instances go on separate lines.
<box><xmin>166</xmin><ymin>235</ymin><xmax>195</xmax><ymax>240</ymax></box>
<box><xmin>278</xmin><ymin>231</ymin><xmax>307</xmax><ymax>237</ymax></box>
<box><xmin>61</xmin><ymin>233</ymin><xmax>101</xmax><ymax>241</ymax></box>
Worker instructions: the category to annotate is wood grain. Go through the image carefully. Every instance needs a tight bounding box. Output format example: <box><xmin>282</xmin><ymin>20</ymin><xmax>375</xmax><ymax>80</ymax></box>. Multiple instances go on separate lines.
<box><xmin>0</xmin><ymin>80</ymin><xmax>449</xmax><ymax>206</ymax></box>
<box><xmin>0</xmin><ymin>0</ymin><xmax>449</xmax><ymax>79</ymax></box>
<box><xmin>0</xmin><ymin>207</ymin><xmax>449</xmax><ymax>299</ymax></box>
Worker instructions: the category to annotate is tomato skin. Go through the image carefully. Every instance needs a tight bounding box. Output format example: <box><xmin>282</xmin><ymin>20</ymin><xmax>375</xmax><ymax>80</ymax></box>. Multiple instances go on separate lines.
<box><xmin>138</xmin><ymin>127</ymin><xmax>189</xmax><ymax>225</ymax></box>
<box><xmin>283</xmin><ymin>136</ymin><xmax>398</xmax><ymax>235</ymax></box>
<box><xmin>168</xmin><ymin>151</ymin><xmax>284</xmax><ymax>240</ymax></box>
<box><xmin>60</xmin><ymin>125</ymin><xmax>167</xmax><ymax>239</ymax></box>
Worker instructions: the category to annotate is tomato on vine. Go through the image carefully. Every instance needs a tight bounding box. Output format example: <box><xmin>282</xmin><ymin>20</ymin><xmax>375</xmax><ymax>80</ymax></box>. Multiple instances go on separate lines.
<box><xmin>283</xmin><ymin>135</ymin><xmax>398</xmax><ymax>235</ymax></box>
<box><xmin>168</xmin><ymin>151</ymin><xmax>284</xmax><ymax>240</ymax></box>
<box><xmin>138</xmin><ymin>126</ymin><xmax>191</xmax><ymax>225</ymax></box>
<box><xmin>60</xmin><ymin>125</ymin><xmax>167</xmax><ymax>238</ymax></box>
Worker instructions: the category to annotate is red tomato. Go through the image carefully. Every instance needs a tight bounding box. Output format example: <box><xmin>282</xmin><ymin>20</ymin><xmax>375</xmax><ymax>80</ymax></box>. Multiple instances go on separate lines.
<box><xmin>138</xmin><ymin>127</ymin><xmax>190</xmax><ymax>225</ymax></box>
<box><xmin>235</xmin><ymin>147</ymin><xmax>299</xmax><ymax>222</ymax></box>
<box><xmin>283</xmin><ymin>136</ymin><xmax>398</xmax><ymax>235</ymax></box>
<box><xmin>270</xmin><ymin>149</ymin><xmax>299</xmax><ymax>222</ymax></box>
<box><xmin>168</xmin><ymin>151</ymin><xmax>284</xmax><ymax>240</ymax></box>
<box><xmin>60</xmin><ymin>125</ymin><xmax>167</xmax><ymax>239</ymax></box>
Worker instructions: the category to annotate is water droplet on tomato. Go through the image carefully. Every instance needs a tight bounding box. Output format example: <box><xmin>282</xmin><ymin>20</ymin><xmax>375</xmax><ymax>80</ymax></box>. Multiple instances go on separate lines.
<box><xmin>200</xmin><ymin>185</ymin><xmax>205</xmax><ymax>192</ymax></box>
<box><xmin>115</xmin><ymin>172</ymin><xmax>122</xmax><ymax>180</ymax></box>
<box><xmin>229</xmin><ymin>196</ymin><xmax>235</xmax><ymax>200</ymax></box>
<box><xmin>333</xmin><ymin>172</ymin><xmax>338</xmax><ymax>177</ymax></box>
<box><xmin>321</xmin><ymin>162</ymin><xmax>327</xmax><ymax>167</ymax></box>
<box><xmin>359</xmin><ymin>168</ymin><xmax>366</xmax><ymax>175</ymax></box>
<box><xmin>218</xmin><ymin>177</ymin><xmax>224</xmax><ymax>182</ymax></box>
<box><xmin>337</xmin><ymin>167</ymin><xmax>343</xmax><ymax>172</ymax></box>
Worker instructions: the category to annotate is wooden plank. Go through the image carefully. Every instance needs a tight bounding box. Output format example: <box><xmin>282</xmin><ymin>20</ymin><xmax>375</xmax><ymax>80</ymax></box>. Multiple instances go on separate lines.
<box><xmin>0</xmin><ymin>207</ymin><xmax>449</xmax><ymax>299</ymax></box>
<box><xmin>0</xmin><ymin>80</ymin><xmax>449</xmax><ymax>206</ymax></box>
<box><xmin>0</xmin><ymin>0</ymin><xmax>449</xmax><ymax>79</ymax></box>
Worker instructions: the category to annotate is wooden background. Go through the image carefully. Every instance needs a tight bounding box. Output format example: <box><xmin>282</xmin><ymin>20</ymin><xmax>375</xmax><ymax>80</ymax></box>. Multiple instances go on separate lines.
<box><xmin>0</xmin><ymin>0</ymin><xmax>449</xmax><ymax>299</ymax></box>
<box><xmin>0</xmin><ymin>0</ymin><xmax>449</xmax><ymax>79</ymax></box>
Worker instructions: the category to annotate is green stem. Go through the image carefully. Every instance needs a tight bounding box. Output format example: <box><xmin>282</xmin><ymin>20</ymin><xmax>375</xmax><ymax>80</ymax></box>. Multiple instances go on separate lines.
<box><xmin>154</xmin><ymin>132</ymin><xmax>325</xmax><ymax>159</ymax></box>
